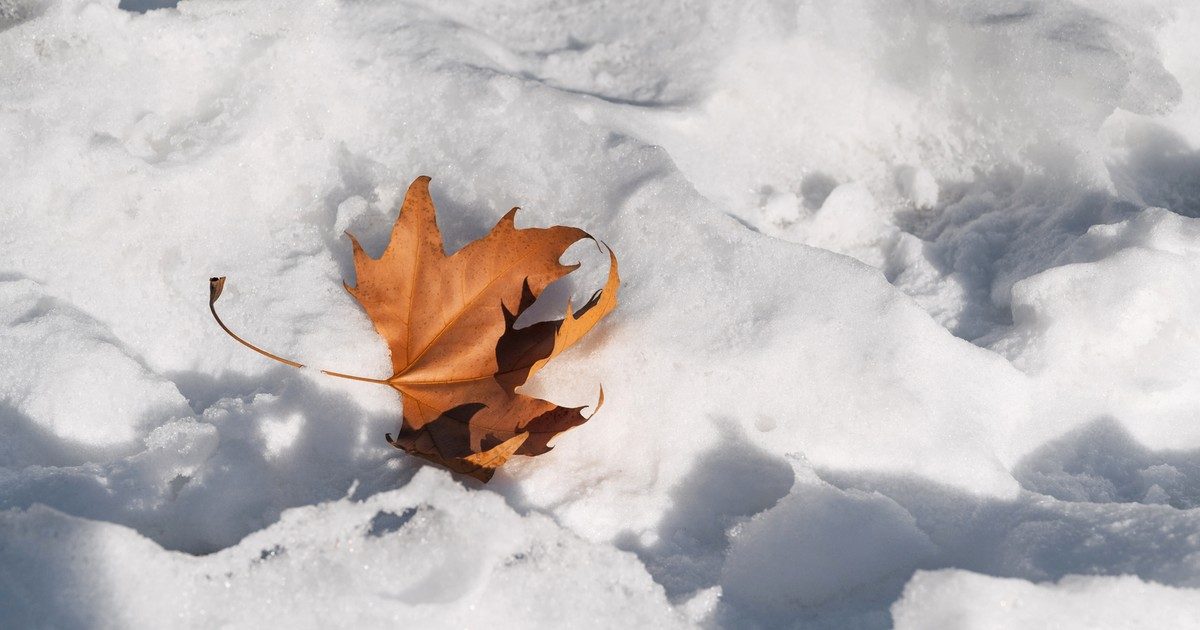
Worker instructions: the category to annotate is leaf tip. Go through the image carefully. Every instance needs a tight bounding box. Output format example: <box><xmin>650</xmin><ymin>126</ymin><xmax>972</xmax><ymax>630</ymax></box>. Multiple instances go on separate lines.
<box><xmin>497</xmin><ymin>207</ymin><xmax>520</xmax><ymax>232</ymax></box>
<box><xmin>209</xmin><ymin>276</ymin><xmax>226</xmax><ymax>305</ymax></box>
<box><xmin>409</xmin><ymin>175</ymin><xmax>433</xmax><ymax>195</ymax></box>
<box><xmin>588</xmin><ymin>386</ymin><xmax>605</xmax><ymax>418</ymax></box>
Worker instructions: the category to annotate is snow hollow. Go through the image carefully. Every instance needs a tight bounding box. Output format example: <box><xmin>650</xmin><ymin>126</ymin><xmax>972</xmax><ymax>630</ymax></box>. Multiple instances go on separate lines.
<box><xmin>3</xmin><ymin>0</ymin><xmax>1200</xmax><ymax>627</ymax></box>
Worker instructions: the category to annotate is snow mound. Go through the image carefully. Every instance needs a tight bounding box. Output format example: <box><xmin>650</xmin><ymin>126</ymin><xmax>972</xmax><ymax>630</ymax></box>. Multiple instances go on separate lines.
<box><xmin>0</xmin><ymin>469</ymin><xmax>689</xmax><ymax>629</ymax></box>
<box><xmin>3</xmin><ymin>0</ymin><xmax>1200</xmax><ymax>626</ymax></box>
<box><xmin>893</xmin><ymin>570</ymin><xmax>1200</xmax><ymax>630</ymax></box>
<box><xmin>993</xmin><ymin>208</ymin><xmax>1200</xmax><ymax>452</ymax></box>
<box><xmin>0</xmin><ymin>277</ymin><xmax>191</xmax><ymax>463</ymax></box>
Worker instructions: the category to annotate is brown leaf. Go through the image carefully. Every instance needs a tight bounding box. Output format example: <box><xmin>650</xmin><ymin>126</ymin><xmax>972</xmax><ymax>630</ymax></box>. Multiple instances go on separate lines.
<box><xmin>209</xmin><ymin>176</ymin><xmax>619</xmax><ymax>482</ymax></box>
<box><xmin>347</xmin><ymin>176</ymin><xmax>618</xmax><ymax>480</ymax></box>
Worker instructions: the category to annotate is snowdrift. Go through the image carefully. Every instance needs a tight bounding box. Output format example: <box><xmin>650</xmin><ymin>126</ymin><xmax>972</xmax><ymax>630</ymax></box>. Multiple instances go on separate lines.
<box><xmin>3</xmin><ymin>0</ymin><xmax>1200</xmax><ymax>627</ymax></box>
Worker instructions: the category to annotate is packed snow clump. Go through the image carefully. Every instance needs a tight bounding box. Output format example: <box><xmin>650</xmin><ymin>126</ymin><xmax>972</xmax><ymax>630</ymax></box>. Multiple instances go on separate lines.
<box><xmin>3</xmin><ymin>0</ymin><xmax>1200</xmax><ymax>627</ymax></box>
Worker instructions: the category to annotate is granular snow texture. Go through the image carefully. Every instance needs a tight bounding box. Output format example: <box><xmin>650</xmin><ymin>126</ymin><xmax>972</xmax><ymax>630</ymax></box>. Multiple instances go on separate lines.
<box><xmin>3</xmin><ymin>0</ymin><xmax>1200</xmax><ymax>628</ymax></box>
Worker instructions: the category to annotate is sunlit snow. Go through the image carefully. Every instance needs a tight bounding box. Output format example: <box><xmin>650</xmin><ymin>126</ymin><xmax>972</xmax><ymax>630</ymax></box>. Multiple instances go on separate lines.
<box><xmin>3</xmin><ymin>0</ymin><xmax>1200</xmax><ymax>627</ymax></box>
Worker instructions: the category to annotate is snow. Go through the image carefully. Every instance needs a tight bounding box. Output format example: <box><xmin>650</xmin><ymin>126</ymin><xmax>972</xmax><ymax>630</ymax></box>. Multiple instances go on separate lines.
<box><xmin>0</xmin><ymin>470</ymin><xmax>689</xmax><ymax>629</ymax></box>
<box><xmin>893</xmin><ymin>570</ymin><xmax>1200</xmax><ymax>630</ymax></box>
<box><xmin>2</xmin><ymin>0</ymin><xmax>1200</xmax><ymax>627</ymax></box>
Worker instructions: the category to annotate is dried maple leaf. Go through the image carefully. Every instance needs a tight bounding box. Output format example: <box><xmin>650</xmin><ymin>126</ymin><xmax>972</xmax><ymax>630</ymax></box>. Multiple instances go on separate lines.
<box><xmin>210</xmin><ymin>176</ymin><xmax>619</xmax><ymax>481</ymax></box>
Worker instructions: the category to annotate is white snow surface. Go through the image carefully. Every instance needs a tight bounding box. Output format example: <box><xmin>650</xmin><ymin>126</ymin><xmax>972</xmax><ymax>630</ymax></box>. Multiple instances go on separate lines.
<box><xmin>2</xmin><ymin>0</ymin><xmax>1200</xmax><ymax>627</ymax></box>
<box><xmin>893</xmin><ymin>570</ymin><xmax>1200</xmax><ymax>630</ymax></box>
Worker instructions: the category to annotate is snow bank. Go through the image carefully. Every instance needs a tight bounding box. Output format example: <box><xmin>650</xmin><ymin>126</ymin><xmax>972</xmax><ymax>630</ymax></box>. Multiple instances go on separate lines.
<box><xmin>721</xmin><ymin>461</ymin><xmax>937</xmax><ymax>618</ymax></box>
<box><xmin>893</xmin><ymin>570</ymin><xmax>1200</xmax><ymax>630</ymax></box>
<box><xmin>0</xmin><ymin>278</ymin><xmax>191</xmax><ymax>462</ymax></box>
<box><xmin>993</xmin><ymin>209</ymin><xmax>1200</xmax><ymax>449</ymax></box>
<box><xmin>0</xmin><ymin>469</ymin><xmax>689</xmax><ymax>629</ymax></box>
<box><xmin>3</xmin><ymin>0</ymin><xmax>1200</xmax><ymax>627</ymax></box>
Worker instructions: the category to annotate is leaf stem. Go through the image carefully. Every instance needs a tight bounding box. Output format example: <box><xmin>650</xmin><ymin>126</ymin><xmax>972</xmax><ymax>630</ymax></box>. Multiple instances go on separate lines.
<box><xmin>208</xmin><ymin>277</ymin><xmax>392</xmax><ymax>385</ymax></box>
